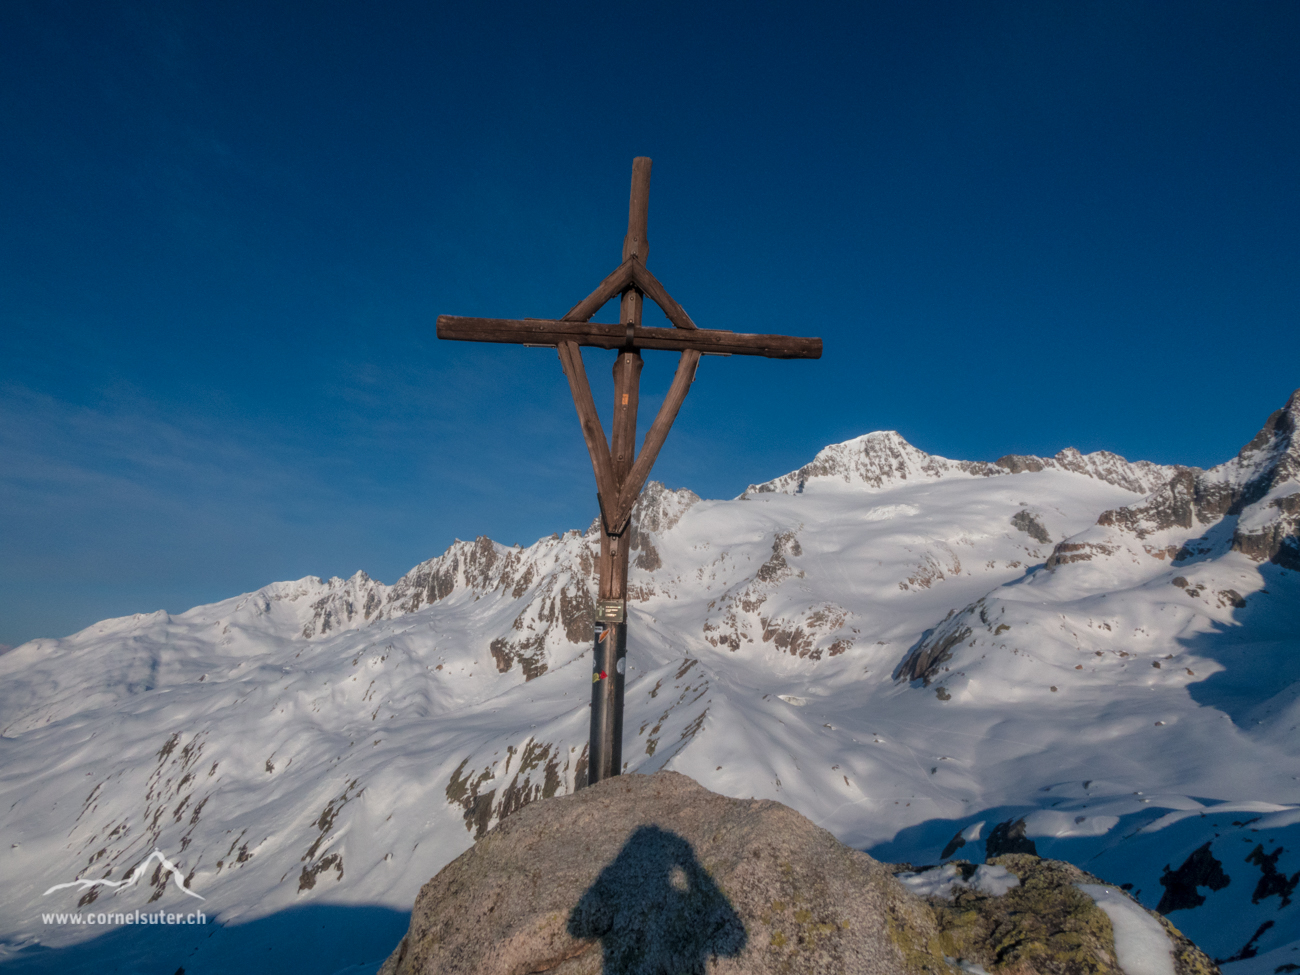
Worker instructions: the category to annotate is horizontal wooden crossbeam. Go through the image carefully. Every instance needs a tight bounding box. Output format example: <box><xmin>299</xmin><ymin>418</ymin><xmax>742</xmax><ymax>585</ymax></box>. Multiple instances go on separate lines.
<box><xmin>435</xmin><ymin>157</ymin><xmax>822</xmax><ymax>787</ymax></box>
<box><xmin>436</xmin><ymin>316</ymin><xmax>821</xmax><ymax>359</ymax></box>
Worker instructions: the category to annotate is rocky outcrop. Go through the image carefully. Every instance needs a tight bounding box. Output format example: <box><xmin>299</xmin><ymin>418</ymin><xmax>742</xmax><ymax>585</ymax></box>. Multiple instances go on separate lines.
<box><xmin>1094</xmin><ymin>470</ymin><xmax>1205</xmax><ymax>540</ymax></box>
<box><xmin>1011</xmin><ymin>509</ymin><xmax>1053</xmax><ymax>544</ymax></box>
<box><xmin>898</xmin><ymin>854</ymin><xmax>1219</xmax><ymax>975</ymax></box>
<box><xmin>1050</xmin><ymin>388</ymin><xmax>1300</xmax><ymax>570</ymax></box>
<box><xmin>629</xmin><ymin>479</ymin><xmax>701</xmax><ymax>534</ymax></box>
<box><xmin>379</xmin><ymin>771</ymin><xmax>1217</xmax><ymax>975</ymax></box>
<box><xmin>895</xmin><ymin>594</ymin><xmax>1047</xmax><ymax>686</ymax></box>
<box><xmin>381</xmin><ymin>771</ymin><xmax>926</xmax><ymax>975</ymax></box>
<box><xmin>626</xmin><ymin>481</ymin><xmax>701</xmax><ymax>575</ymax></box>
<box><xmin>741</xmin><ymin>431</ymin><xmax>1175</xmax><ymax>498</ymax></box>
<box><xmin>1232</xmin><ymin>490</ymin><xmax>1300</xmax><ymax>569</ymax></box>
<box><xmin>895</xmin><ymin>615</ymin><xmax>973</xmax><ymax>686</ymax></box>
<box><xmin>1043</xmin><ymin>539</ymin><xmax>1120</xmax><ymax>570</ymax></box>
<box><xmin>445</xmin><ymin>742</ymin><xmax>585</xmax><ymax>840</ymax></box>
<box><xmin>252</xmin><ymin>481</ymin><xmax>701</xmax><ymax>662</ymax></box>
<box><xmin>997</xmin><ymin>447</ymin><xmax>1178</xmax><ymax>495</ymax></box>
<box><xmin>699</xmin><ymin>528</ymin><xmax>857</xmax><ymax>659</ymax></box>
<box><xmin>298</xmin><ymin>571</ymin><xmax>387</xmax><ymax>638</ymax></box>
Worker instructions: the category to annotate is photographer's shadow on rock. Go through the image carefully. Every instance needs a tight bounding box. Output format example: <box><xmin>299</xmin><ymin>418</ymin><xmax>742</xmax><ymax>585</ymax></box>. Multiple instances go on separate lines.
<box><xmin>567</xmin><ymin>824</ymin><xmax>747</xmax><ymax>975</ymax></box>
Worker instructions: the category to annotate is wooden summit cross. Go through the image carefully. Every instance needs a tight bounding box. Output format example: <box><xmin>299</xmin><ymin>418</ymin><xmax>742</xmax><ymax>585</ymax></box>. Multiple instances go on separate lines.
<box><xmin>437</xmin><ymin>158</ymin><xmax>821</xmax><ymax>786</ymax></box>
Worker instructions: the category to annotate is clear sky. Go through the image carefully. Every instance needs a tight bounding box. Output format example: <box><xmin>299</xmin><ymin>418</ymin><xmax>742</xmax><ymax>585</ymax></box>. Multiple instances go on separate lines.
<box><xmin>2</xmin><ymin>0</ymin><xmax>1298</xmax><ymax>647</ymax></box>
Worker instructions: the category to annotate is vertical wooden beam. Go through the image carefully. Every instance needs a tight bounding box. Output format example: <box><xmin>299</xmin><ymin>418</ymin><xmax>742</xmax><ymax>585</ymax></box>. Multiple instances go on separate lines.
<box><xmin>618</xmin><ymin>157</ymin><xmax>651</xmax><ymax>336</ymax></box>
<box><xmin>603</xmin><ymin>156</ymin><xmax>650</xmax><ymax>604</ymax></box>
<box><xmin>602</xmin><ymin>350</ymin><xmax>642</xmax><ymax>601</ymax></box>
<box><xmin>609</xmin><ymin>352</ymin><xmax>643</xmax><ymax>489</ymax></box>
<box><xmin>589</xmin><ymin>157</ymin><xmax>651</xmax><ymax>786</ymax></box>
<box><xmin>623</xmin><ymin>157</ymin><xmax>652</xmax><ymax>264</ymax></box>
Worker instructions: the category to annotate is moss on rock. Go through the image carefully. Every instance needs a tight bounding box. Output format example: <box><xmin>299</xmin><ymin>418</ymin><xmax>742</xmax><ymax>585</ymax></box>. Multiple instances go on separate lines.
<box><xmin>382</xmin><ymin>771</ymin><xmax>1222</xmax><ymax>975</ymax></box>
<box><xmin>890</xmin><ymin>854</ymin><xmax>1220</xmax><ymax>975</ymax></box>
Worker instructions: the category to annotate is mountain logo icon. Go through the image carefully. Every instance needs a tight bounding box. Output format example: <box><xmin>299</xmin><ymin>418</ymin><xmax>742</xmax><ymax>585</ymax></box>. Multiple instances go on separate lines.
<box><xmin>43</xmin><ymin>849</ymin><xmax>204</xmax><ymax>901</ymax></box>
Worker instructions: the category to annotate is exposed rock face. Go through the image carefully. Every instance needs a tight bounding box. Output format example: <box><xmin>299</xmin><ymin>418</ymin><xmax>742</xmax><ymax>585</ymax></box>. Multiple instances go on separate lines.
<box><xmin>1048</xmin><ymin>388</ymin><xmax>1300</xmax><ymax>570</ymax></box>
<box><xmin>626</xmin><ymin>482</ymin><xmax>700</xmax><ymax>574</ymax></box>
<box><xmin>896</xmin><ymin>595</ymin><xmax>1032</xmax><ymax>686</ymax></box>
<box><xmin>741</xmin><ymin>431</ymin><xmax>1175</xmax><ymax>498</ymax></box>
<box><xmin>630</xmin><ymin>480</ymin><xmax>702</xmax><ymax>534</ymax></box>
<box><xmin>1156</xmin><ymin>843</ymin><xmax>1231</xmax><ymax>915</ymax></box>
<box><xmin>1011</xmin><ymin>509</ymin><xmax>1053</xmax><ymax>544</ymax></box>
<box><xmin>984</xmin><ymin>818</ymin><xmax>1038</xmax><ymax>858</ymax></box>
<box><xmin>998</xmin><ymin>447</ymin><xmax>1180</xmax><ymax>495</ymax></box>
<box><xmin>445</xmin><ymin>742</ymin><xmax>585</xmax><ymax>840</ymax></box>
<box><xmin>379</xmin><ymin>772</ymin><xmax>1217</xmax><ymax>975</ymax></box>
<box><xmin>895</xmin><ymin>616</ymin><xmax>973</xmax><ymax>686</ymax></box>
<box><xmin>700</xmin><ymin>528</ymin><xmax>857</xmax><ymax>660</ymax></box>
<box><xmin>1231</xmin><ymin>488</ymin><xmax>1300</xmax><ymax>570</ymax></box>
<box><xmin>255</xmin><ymin>481</ymin><xmax>701</xmax><ymax>668</ymax></box>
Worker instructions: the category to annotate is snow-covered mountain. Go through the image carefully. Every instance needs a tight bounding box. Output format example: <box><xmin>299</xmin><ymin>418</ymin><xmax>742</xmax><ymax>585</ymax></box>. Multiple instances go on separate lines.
<box><xmin>3</xmin><ymin>392</ymin><xmax>1299</xmax><ymax>975</ymax></box>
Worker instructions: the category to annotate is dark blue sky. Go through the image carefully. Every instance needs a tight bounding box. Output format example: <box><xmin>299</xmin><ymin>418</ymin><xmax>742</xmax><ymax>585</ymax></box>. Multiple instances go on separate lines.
<box><xmin>2</xmin><ymin>0</ymin><xmax>1298</xmax><ymax>646</ymax></box>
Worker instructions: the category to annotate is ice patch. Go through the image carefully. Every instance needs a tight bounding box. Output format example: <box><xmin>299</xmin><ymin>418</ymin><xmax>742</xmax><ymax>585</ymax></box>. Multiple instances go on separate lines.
<box><xmin>896</xmin><ymin>863</ymin><xmax>1020</xmax><ymax>900</ymax></box>
<box><xmin>1024</xmin><ymin>809</ymin><xmax>1120</xmax><ymax>838</ymax></box>
<box><xmin>1078</xmin><ymin>884</ymin><xmax>1174</xmax><ymax>975</ymax></box>
<box><xmin>897</xmin><ymin>863</ymin><xmax>966</xmax><ymax>898</ymax></box>
<box><xmin>970</xmin><ymin>864</ymin><xmax>1019</xmax><ymax>896</ymax></box>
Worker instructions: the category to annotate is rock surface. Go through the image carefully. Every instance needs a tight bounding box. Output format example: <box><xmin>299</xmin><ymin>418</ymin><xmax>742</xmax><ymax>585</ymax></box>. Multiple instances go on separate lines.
<box><xmin>378</xmin><ymin>772</ymin><xmax>1218</xmax><ymax>975</ymax></box>
<box><xmin>896</xmin><ymin>855</ymin><xmax>1218</xmax><ymax>975</ymax></box>
<box><xmin>380</xmin><ymin>770</ymin><xmax>926</xmax><ymax>974</ymax></box>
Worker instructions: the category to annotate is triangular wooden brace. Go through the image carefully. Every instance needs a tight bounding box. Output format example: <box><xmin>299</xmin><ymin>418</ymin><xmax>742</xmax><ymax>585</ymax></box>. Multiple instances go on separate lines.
<box><xmin>562</xmin><ymin>258</ymin><xmax>636</xmax><ymax>323</ymax></box>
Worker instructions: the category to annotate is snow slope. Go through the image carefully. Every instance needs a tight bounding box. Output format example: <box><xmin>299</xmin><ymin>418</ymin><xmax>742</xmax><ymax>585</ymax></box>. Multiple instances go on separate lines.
<box><xmin>2</xmin><ymin>393</ymin><xmax>1298</xmax><ymax>974</ymax></box>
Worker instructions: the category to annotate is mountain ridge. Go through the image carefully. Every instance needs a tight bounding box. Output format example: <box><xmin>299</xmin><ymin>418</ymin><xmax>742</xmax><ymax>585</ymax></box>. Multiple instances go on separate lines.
<box><xmin>3</xmin><ymin>394</ymin><xmax>1298</xmax><ymax>973</ymax></box>
<box><xmin>33</xmin><ymin>429</ymin><xmax>1176</xmax><ymax>656</ymax></box>
<box><xmin>742</xmin><ymin>429</ymin><xmax>1181</xmax><ymax>499</ymax></box>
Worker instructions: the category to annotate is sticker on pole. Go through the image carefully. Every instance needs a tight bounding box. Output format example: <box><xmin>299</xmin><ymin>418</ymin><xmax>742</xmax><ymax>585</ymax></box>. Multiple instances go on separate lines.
<box><xmin>596</xmin><ymin>600</ymin><xmax>625</xmax><ymax>623</ymax></box>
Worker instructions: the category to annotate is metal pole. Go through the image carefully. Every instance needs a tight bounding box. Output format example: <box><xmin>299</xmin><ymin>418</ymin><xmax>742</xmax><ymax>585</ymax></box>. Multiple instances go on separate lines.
<box><xmin>588</xmin><ymin>615</ymin><xmax>626</xmax><ymax>783</ymax></box>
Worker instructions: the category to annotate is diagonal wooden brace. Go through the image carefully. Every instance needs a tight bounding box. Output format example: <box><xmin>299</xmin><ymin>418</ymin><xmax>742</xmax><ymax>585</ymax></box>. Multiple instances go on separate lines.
<box><xmin>631</xmin><ymin>261</ymin><xmax>698</xmax><ymax>331</ymax></box>
<box><xmin>562</xmin><ymin>258</ymin><xmax>637</xmax><ymax>323</ymax></box>
<box><xmin>605</xmin><ymin>348</ymin><xmax>701</xmax><ymax>532</ymax></box>
<box><xmin>556</xmin><ymin>340</ymin><xmax>618</xmax><ymax>514</ymax></box>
